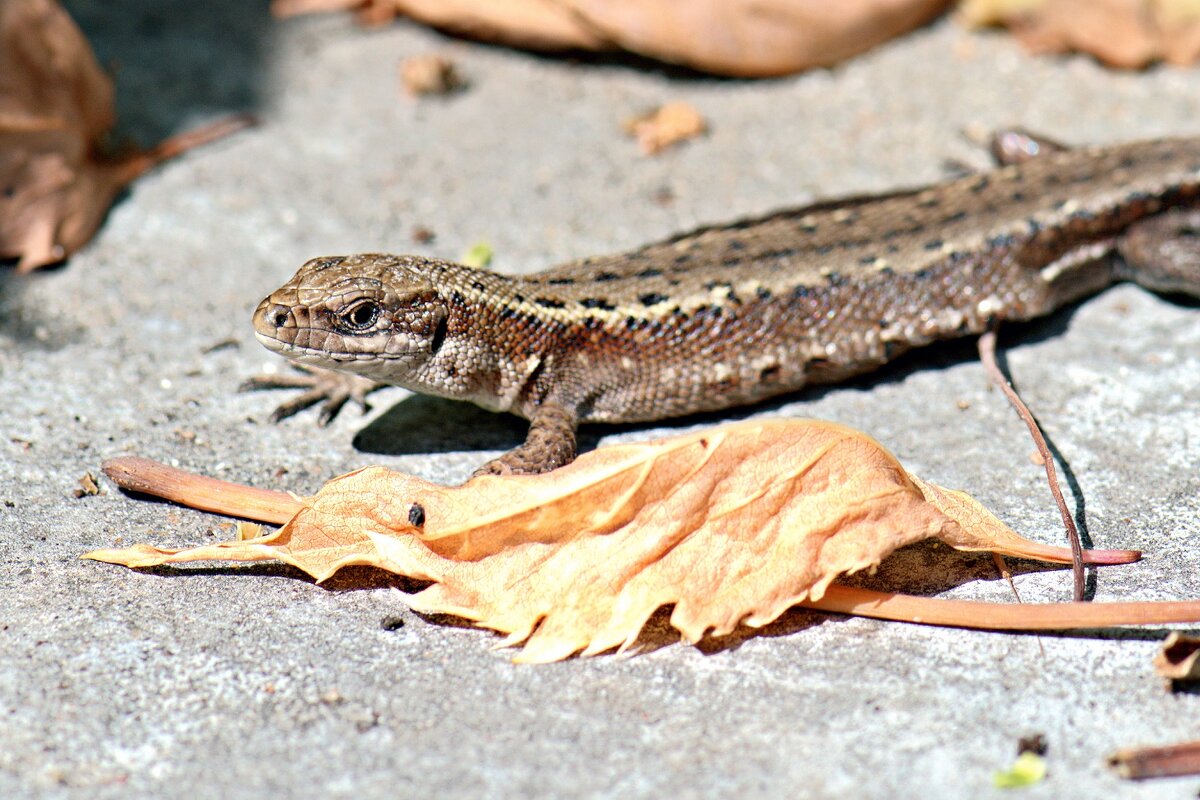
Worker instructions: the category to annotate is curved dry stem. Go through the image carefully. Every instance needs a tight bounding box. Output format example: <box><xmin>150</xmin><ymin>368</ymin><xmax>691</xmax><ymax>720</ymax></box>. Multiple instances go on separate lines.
<box><xmin>807</xmin><ymin>585</ymin><xmax>1200</xmax><ymax>629</ymax></box>
<box><xmin>978</xmin><ymin>328</ymin><xmax>1086</xmax><ymax>600</ymax></box>
<box><xmin>102</xmin><ymin>457</ymin><xmax>299</xmax><ymax>524</ymax></box>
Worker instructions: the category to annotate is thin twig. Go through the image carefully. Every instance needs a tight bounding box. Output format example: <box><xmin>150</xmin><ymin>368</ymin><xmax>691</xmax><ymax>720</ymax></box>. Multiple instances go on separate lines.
<box><xmin>1108</xmin><ymin>740</ymin><xmax>1200</xmax><ymax>780</ymax></box>
<box><xmin>808</xmin><ymin>585</ymin><xmax>1200</xmax><ymax>630</ymax></box>
<box><xmin>978</xmin><ymin>328</ymin><xmax>1085</xmax><ymax>602</ymax></box>
<box><xmin>992</xmin><ymin>552</ymin><xmax>1022</xmax><ymax>601</ymax></box>
<box><xmin>992</xmin><ymin>552</ymin><xmax>1048</xmax><ymax>658</ymax></box>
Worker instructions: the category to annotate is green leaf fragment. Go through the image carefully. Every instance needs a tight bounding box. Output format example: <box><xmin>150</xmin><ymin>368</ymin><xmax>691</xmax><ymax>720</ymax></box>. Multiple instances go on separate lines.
<box><xmin>993</xmin><ymin>752</ymin><xmax>1047</xmax><ymax>789</ymax></box>
<box><xmin>461</xmin><ymin>242</ymin><xmax>494</xmax><ymax>268</ymax></box>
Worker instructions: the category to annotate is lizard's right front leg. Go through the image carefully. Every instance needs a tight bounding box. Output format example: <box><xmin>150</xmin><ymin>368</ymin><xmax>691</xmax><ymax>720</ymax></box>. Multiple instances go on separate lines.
<box><xmin>473</xmin><ymin>400</ymin><xmax>579</xmax><ymax>477</ymax></box>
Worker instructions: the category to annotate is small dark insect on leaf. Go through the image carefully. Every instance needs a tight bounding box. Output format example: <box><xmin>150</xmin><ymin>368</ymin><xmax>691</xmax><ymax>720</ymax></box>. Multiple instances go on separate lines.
<box><xmin>408</xmin><ymin>502</ymin><xmax>425</xmax><ymax>528</ymax></box>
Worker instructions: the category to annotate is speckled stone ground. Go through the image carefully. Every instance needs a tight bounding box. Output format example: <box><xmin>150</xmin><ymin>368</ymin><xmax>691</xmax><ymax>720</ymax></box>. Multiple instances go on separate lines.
<box><xmin>2</xmin><ymin>3</ymin><xmax>1199</xmax><ymax>798</ymax></box>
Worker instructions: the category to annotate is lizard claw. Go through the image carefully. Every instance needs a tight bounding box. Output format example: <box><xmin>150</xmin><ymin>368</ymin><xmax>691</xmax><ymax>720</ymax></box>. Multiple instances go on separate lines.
<box><xmin>240</xmin><ymin>365</ymin><xmax>381</xmax><ymax>426</ymax></box>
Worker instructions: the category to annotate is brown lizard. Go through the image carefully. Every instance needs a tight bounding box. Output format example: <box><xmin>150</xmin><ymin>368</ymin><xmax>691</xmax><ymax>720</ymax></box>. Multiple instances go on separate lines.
<box><xmin>247</xmin><ymin>132</ymin><xmax>1200</xmax><ymax>475</ymax></box>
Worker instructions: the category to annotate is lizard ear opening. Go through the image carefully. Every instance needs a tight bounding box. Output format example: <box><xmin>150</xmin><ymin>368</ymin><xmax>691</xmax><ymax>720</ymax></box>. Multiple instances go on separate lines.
<box><xmin>430</xmin><ymin>309</ymin><xmax>449</xmax><ymax>355</ymax></box>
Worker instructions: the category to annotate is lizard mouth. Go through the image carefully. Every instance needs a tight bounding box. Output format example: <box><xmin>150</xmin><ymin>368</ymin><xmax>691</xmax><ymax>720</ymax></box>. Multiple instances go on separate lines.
<box><xmin>251</xmin><ymin>329</ymin><xmax>390</xmax><ymax>363</ymax></box>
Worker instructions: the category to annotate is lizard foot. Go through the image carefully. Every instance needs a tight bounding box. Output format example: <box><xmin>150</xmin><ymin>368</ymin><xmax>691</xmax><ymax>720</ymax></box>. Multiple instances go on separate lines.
<box><xmin>240</xmin><ymin>365</ymin><xmax>381</xmax><ymax>426</ymax></box>
<box><xmin>472</xmin><ymin>446</ymin><xmax>573</xmax><ymax>477</ymax></box>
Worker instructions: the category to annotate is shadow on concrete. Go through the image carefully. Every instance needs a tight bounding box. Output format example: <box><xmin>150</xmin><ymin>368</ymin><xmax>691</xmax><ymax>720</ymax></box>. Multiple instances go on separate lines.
<box><xmin>64</xmin><ymin>0</ymin><xmax>270</xmax><ymax>144</ymax></box>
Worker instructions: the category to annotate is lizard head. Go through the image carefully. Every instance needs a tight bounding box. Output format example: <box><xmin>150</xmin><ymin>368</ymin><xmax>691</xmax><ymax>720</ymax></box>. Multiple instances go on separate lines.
<box><xmin>252</xmin><ymin>254</ymin><xmax>451</xmax><ymax>380</ymax></box>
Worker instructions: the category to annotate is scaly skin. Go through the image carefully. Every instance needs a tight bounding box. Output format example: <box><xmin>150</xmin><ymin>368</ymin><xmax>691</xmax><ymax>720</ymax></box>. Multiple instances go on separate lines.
<box><xmin>251</xmin><ymin>135</ymin><xmax>1200</xmax><ymax>474</ymax></box>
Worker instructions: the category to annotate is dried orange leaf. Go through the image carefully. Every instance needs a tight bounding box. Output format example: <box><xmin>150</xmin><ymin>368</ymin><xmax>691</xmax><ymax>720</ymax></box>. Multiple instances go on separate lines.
<box><xmin>236</xmin><ymin>522</ymin><xmax>268</xmax><ymax>541</ymax></box>
<box><xmin>911</xmin><ymin>476</ymin><xmax>1136</xmax><ymax>565</ymax></box>
<box><xmin>88</xmin><ymin>419</ymin><xmax>1148</xmax><ymax>662</ymax></box>
<box><xmin>0</xmin><ymin>0</ymin><xmax>252</xmax><ymax>272</ymax></box>
<box><xmin>91</xmin><ymin>451</ymin><xmax>1200</xmax><ymax>648</ymax></box>
<box><xmin>960</xmin><ymin>0</ymin><xmax>1200</xmax><ymax>68</ymax></box>
<box><xmin>623</xmin><ymin>102</ymin><xmax>706</xmax><ymax>155</ymax></box>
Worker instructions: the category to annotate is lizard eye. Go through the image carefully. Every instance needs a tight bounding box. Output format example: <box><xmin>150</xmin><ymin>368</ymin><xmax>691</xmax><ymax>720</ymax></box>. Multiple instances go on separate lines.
<box><xmin>338</xmin><ymin>299</ymin><xmax>381</xmax><ymax>331</ymax></box>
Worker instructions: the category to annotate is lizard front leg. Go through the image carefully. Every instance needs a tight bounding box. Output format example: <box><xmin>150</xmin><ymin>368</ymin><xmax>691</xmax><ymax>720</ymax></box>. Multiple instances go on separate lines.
<box><xmin>474</xmin><ymin>400</ymin><xmax>579</xmax><ymax>477</ymax></box>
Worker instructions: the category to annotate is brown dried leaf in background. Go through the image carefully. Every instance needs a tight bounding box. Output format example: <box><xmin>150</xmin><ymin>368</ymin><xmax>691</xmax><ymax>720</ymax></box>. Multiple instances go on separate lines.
<box><xmin>273</xmin><ymin>0</ymin><xmax>954</xmax><ymax>77</ymax></box>
<box><xmin>272</xmin><ymin>0</ymin><xmax>606</xmax><ymax>48</ymax></box>
<box><xmin>1</xmin><ymin>0</ymin><xmax>113</xmax><ymax>271</ymax></box>
<box><xmin>0</xmin><ymin>0</ymin><xmax>252</xmax><ymax>272</ymax></box>
<box><xmin>87</xmin><ymin>419</ymin><xmax>1099</xmax><ymax>662</ymax></box>
<box><xmin>959</xmin><ymin>0</ymin><xmax>1200</xmax><ymax>68</ymax></box>
<box><xmin>565</xmin><ymin>0</ymin><xmax>954</xmax><ymax>77</ymax></box>
<box><xmin>623</xmin><ymin>102</ymin><xmax>707</xmax><ymax>155</ymax></box>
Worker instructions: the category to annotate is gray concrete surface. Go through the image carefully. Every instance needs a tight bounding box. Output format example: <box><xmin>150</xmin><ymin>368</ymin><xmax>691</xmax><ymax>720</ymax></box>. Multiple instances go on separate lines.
<box><xmin>3</xmin><ymin>3</ymin><xmax>1200</xmax><ymax>798</ymax></box>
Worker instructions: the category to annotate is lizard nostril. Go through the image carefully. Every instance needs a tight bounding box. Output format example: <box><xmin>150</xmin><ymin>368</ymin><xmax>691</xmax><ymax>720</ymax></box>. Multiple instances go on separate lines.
<box><xmin>259</xmin><ymin>303</ymin><xmax>291</xmax><ymax>329</ymax></box>
<box><xmin>255</xmin><ymin>300</ymin><xmax>294</xmax><ymax>332</ymax></box>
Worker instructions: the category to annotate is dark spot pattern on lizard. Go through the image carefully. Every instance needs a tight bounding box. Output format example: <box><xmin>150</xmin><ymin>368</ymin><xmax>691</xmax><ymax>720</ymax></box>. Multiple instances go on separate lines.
<box><xmin>579</xmin><ymin>298</ymin><xmax>616</xmax><ymax>310</ymax></box>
